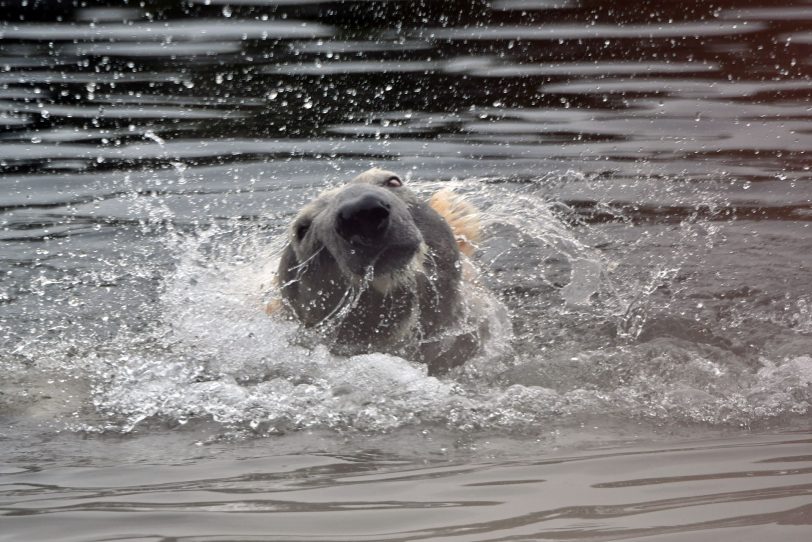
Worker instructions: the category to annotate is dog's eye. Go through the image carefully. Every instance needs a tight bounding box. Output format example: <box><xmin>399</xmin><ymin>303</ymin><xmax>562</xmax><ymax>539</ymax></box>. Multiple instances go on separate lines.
<box><xmin>384</xmin><ymin>176</ymin><xmax>402</xmax><ymax>188</ymax></box>
<box><xmin>295</xmin><ymin>222</ymin><xmax>310</xmax><ymax>241</ymax></box>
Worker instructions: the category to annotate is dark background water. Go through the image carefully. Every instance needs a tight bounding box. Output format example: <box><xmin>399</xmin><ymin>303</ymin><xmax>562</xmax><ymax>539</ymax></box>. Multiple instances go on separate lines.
<box><xmin>1</xmin><ymin>1</ymin><xmax>811</xmax><ymax>540</ymax></box>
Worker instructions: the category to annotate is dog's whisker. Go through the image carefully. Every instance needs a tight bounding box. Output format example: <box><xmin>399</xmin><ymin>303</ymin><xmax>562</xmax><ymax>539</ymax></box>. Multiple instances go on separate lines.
<box><xmin>315</xmin><ymin>279</ymin><xmax>368</xmax><ymax>331</ymax></box>
<box><xmin>275</xmin><ymin>247</ymin><xmax>325</xmax><ymax>290</ymax></box>
<box><xmin>288</xmin><ymin>245</ymin><xmax>324</xmax><ymax>274</ymax></box>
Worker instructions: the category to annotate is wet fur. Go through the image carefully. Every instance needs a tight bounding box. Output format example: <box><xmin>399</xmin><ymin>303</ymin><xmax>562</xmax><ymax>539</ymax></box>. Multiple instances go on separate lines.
<box><xmin>271</xmin><ymin>169</ymin><xmax>482</xmax><ymax>374</ymax></box>
<box><xmin>429</xmin><ymin>189</ymin><xmax>481</xmax><ymax>257</ymax></box>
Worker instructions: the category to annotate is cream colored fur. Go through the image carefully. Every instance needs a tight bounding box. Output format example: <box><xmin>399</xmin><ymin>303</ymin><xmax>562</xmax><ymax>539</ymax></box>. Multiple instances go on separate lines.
<box><xmin>428</xmin><ymin>189</ymin><xmax>481</xmax><ymax>257</ymax></box>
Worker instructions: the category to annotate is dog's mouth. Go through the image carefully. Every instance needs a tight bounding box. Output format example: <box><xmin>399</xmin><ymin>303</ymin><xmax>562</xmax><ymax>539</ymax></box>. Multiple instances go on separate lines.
<box><xmin>337</xmin><ymin>238</ymin><xmax>422</xmax><ymax>279</ymax></box>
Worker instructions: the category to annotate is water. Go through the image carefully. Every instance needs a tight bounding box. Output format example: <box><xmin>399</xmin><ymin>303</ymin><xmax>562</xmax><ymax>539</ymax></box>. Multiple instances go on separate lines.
<box><xmin>1</xmin><ymin>0</ymin><xmax>811</xmax><ymax>539</ymax></box>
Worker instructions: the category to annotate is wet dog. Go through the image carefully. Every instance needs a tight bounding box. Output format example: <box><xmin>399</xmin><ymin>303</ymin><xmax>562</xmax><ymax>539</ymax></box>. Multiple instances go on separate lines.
<box><xmin>270</xmin><ymin>168</ymin><xmax>486</xmax><ymax>374</ymax></box>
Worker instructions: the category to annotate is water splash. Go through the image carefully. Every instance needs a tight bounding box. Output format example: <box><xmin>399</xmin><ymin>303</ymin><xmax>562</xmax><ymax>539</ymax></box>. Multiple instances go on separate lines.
<box><xmin>64</xmin><ymin>176</ymin><xmax>811</xmax><ymax>435</ymax></box>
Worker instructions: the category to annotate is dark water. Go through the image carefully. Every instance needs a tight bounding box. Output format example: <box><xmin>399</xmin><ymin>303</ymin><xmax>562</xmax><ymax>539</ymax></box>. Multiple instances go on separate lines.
<box><xmin>1</xmin><ymin>1</ymin><xmax>812</xmax><ymax>540</ymax></box>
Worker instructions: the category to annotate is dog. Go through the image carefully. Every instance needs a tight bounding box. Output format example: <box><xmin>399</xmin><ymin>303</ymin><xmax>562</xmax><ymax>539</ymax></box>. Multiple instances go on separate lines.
<box><xmin>269</xmin><ymin>168</ymin><xmax>486</xmax><ymax>374</ymax></box>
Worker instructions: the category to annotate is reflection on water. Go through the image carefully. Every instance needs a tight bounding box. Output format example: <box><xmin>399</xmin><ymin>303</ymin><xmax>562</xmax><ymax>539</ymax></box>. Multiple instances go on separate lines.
<box><xmin>1</xmin><ymin>431</ymin><xmax>811</xmax><ymax>541</ymax></box>
<box><xmin>1</xmin><ymin>0</ymin><xmax>811</xmax><ymax>540</ymax></box>
<box><xmin>2</xmin><ymin>0</ymin><xmax>810</xmax><ymax>174</ymax></box>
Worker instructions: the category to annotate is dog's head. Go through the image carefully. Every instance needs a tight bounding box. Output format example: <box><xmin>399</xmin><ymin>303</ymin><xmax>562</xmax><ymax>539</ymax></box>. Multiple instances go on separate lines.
<box><xmin>275</xmin><ymin>169</ymin><xmax>485</xmax><ymax>372</ymax></box>
<box><xmin>287</xmin><ymin>168</ymin><xmax>424</xmax><ymax>279</ymax></box>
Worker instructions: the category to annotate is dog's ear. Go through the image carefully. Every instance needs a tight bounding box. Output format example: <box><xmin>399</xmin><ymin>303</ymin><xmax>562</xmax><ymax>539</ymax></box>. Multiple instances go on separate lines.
<box><xmin>429</xmin><ymin>190</ymin><xmax>481</xmax><ymax>257</ymax></box>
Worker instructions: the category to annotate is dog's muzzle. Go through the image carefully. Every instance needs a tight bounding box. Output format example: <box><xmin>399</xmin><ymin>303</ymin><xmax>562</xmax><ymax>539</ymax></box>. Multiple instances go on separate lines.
<box><xmin>336</xmin><ymin>193</ymin><xmax>391</xmax><ymax>246</ymax></box>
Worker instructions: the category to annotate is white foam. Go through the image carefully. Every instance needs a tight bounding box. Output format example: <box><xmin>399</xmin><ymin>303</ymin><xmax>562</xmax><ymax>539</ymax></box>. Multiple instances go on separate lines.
<box><xmin>74</xmin><ymin>180</ymin><xmax>812</xmax><ymax>434</ymax></box>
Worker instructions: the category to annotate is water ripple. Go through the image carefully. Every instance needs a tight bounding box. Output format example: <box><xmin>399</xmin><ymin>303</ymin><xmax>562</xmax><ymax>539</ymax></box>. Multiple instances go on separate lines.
<box><xmin>0</xmin><ymin>20</ymin><xmax>334</xmax><ymax>41</ymax></box>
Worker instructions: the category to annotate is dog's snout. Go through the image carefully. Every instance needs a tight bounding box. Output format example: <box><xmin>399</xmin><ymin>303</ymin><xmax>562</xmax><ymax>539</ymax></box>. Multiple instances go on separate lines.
<box><xmin>336</xmin><ymin>194</ymin><xmax>391</xmax><ymax>243</ymax></box>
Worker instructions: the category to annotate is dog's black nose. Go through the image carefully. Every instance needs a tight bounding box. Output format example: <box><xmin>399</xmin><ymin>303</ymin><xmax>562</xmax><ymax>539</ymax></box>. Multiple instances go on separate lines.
<box><xmin>336</xmin><ymin>194</ymin><xmax>391</xmax><ymax>243</ymax></box>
